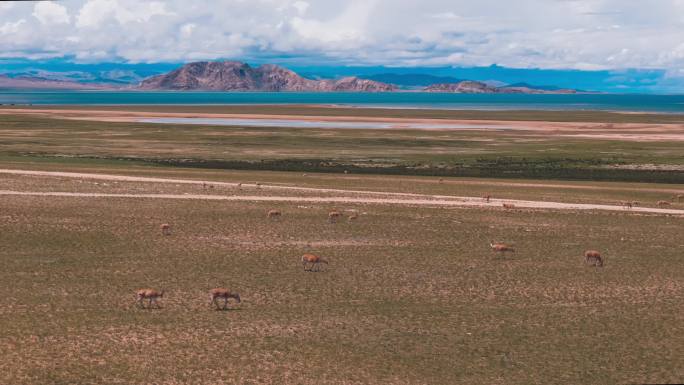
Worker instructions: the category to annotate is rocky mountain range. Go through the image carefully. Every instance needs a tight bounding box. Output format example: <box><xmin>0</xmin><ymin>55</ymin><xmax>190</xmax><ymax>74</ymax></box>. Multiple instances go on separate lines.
<box><xmin>0</xmin><ymin>75</ymin><xmax>112</xmax><ymax>90</ymax></box>
<box><xmin>138</xmin><ymin>61</ymin><xmax>396</xmax><ymax>92</ymax></box>
<box><xmin>424</xmin><ymin>81</ymin><xmax>577</xmax><ymax>94</ymax></box>
<box><xmin>0</xmin><ymin>61</ymin><xmax>580</xmax><ymax>93</ymax></box>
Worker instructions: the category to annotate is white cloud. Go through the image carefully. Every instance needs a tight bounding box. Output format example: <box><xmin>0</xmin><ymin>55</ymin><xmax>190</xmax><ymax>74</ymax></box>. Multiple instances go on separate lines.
<box><xmin>0</xmin><ymin>19</ymin><xmax>25</xmax><ymax>34</ymax></box>
<box><xmin>0</xmin><ymin>0</ymin><xmax>682</xmax><ymax>70</ymax></box>
<box><xmin>32</xmin><ymin>2</ymin><xmax>70</xmax><ymax>25</ymax></box>
<box><xmin>76</xmin><ymin>0</ymin><xmax>172</xmax><ymax>28</ymax></box>
<box><xmin>292</xmin><ymin>1</ymin><xmax>309</xmax><ymax>15</ymax></box>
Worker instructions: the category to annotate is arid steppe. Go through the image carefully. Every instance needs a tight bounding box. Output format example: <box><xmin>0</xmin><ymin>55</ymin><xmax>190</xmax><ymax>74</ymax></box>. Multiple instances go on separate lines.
<box><xmin>1</xmin><ymin>106</ymin><xmax>683</xmax><ymax>384</ymax></box>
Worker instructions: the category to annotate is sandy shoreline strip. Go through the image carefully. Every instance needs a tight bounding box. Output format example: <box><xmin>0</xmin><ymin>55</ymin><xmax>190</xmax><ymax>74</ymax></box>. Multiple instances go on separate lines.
<box><xmin>2</xmin><ymin>107</ymin><xmax>684</xmax><ymax>140</ymax></box>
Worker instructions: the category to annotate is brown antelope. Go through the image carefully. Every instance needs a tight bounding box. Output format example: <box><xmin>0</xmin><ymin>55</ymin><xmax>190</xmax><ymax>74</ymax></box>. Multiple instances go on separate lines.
<box><xmin>136</xmin><ymin>289</ymin><xmax>164</xmax><ymax>308</ymax></box>
<box><xmin>328</xmin><ymin>210</ymin><xmax>343</xmax><ymax>223</ymax></box>
<box><xmin>502</xmin><ymin>203</ymin><xmax>515</xmax><ymax>210</ymax></box>
<box><xmin>267</xmin><ymin>209</ymin><xmax>282</xmax><ymax>220</ymax></box>
<box><xmin>657</xmin><ymin>200</ymin><xmax>671</xmax><ymax>207</ymax></box>
<box><xmin>256</xmin><ymin>182</ymin><xmax>262</xmax><ymax>189</ymax></box>
<box><xmin>632</xmin><ymin>201</ymin><xmax>640</xmax><ymax>207</ymax></box>
<box><xmin>623</xmin><ymin>201</ymin><xmax>633</xmax><ymax>210</ymax></box>
<box><xmin>490</xmin><ymin>241</ymin><xmax>515</xmax><ymax>256</ymax></box>
<box><xmin>302</xmin><ymin>253</ymin><xmax>328</xmax><ymax>271</ymax></box>
<box><xmin>348</xmin><ymin>213</ymin><xmax>359</xmax><ymax>222</ymax></box>
<box><xmin>209</xmin><ymin>288</ymin><xmax>241</xmax><ymax>310</ymax></box>
<box><xmin>438</xmin><ymin>178</ymin><xmax>444</xmax><ymax>184</ymax></box>
<box><xmin>483</xmin><ymin>194</ymin><xmax>491</xmax><ymax>203</ymax></box>
<box><xmin>160</xmin><ymin>223</ymin><xmax>171</xmax><ymax>236</ymax></box>
<box><xmin>584</xmin><ymin>250</ymin><xmax>604</xmax><ymax>267</ymax></box>
<box><xmin>675</xmin><ymin>194</ymin><xmax>684</xmax><ymax>202</ymax></box>
<box><xmin>237</xmin><ymin>183</ymin><xmax>242</xmax><ymax>189</ymax></box>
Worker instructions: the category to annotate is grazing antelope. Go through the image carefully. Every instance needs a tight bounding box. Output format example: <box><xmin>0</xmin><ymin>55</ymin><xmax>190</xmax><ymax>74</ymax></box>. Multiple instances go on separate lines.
<box><xmin>632</xmin><ymin>201</ymin><xmax>640</xmax><ymax>207</ymax></box>
<box><xmin>348</xmin><ymin>213</ymin><xmax>359</xmax><ymax>222</ymax></box>
<box><xmin>160</xmin><ymin>223</ymin><xmax>171</xmax><ymax>236</ymax></box>
<box><xmin>438</xmin><ymin>178</ymin><xmax>444</xmax><ymax>184</ymax></box>
<box><xmin>267</xmin><ymin>209</ymin><xmax>282</xmax><ymax>220</ymax></box>
<box><xmin>237</xmin><ymin>183</ymin><xmax>242</xmax><ymax>189</ymax></box>
<box><xmin>209</xmin><ymin>288</ymin><xmax>241</xmax><ymax>310</ymax></box>
<box><xmin>302</xmin><ymin>253</ymin><xmax>328</xmax><ymax>271</ymax></box>
<box><xmin>502</xmin><ymin>203</ymin><xmax>516</xmax><ymax>210</ymax></box>
<box><xmin>623</xmin><ymin>201</ymin><xmax>633</xmax><ymax>210</ymax></box>
<box><xmin>136</xmin><ymin>289</ymin><xmax>164</xmax><ymax>308</ymax></box>
<box><xmin>490</xmin><ymin>241</ymin><xmax>515</xmax><ymax>257</ymax></box>
<box><xmin>256</xmin><ymin>182</ymin><xmax>262</xmax><ymax>189</ymax></box>
<box><xmin>657</xmin><ymin>200</ymin><xmax>671</xmax><ymax>207</ymax></box>
<box><xmin>584</xmin><ymin>250</ymin><xmax>604</xmax><ymax>267</ymax></box>
<box><xmin>675</xmin><ymin>194</ymin><xmax>684</xmax><ymax>202</ymax></box>
<box><xmin>328</xmin><ymin>210</ymin><xmax>343</xmax><ymax>223</ymax></box>
<box><xmin>483</xmin><ymin>194</ymin><xmax>491</xmax><ymax>203</ymax></box>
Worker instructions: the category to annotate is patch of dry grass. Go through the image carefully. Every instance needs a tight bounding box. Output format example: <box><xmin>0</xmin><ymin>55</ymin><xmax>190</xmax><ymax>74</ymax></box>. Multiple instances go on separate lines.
<box><xmin>1</xmin><ymin>174</ymin><xmax>683</xmax><ymax>384</ymax></box>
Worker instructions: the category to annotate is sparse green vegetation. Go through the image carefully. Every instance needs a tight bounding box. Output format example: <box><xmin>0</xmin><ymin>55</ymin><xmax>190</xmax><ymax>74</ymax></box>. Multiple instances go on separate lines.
<box><xmin>1</xmin><ymin>170</ymin><xmax>682</xmax><ymax>384</ymax></box>
<box><xmin>1</xmin><ymin>112</ymin><xmax>683</xmax><ymax>182</ymax></box>
<box><xmin>1</xmin><ymin>106</ymin><xmax>683</xmax><ymax>384</ymax></box>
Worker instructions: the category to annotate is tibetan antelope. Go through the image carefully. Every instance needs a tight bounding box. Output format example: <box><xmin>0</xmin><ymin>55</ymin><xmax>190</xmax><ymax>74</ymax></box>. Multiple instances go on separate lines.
<box><xmin>328</xmin><ymin>210</ymin><xmax>343</xmax><ymax>223</ymax></box>
<box><xmin>657</xmin><ymin>200</ymin><xmax>671</xmax><ymax>207</ymax></box>
<box><xmin>209</xmin><ymin>288</ymin><xmax>241</xmax><ymax>310</ymax></box>
<box><xmin>502</xmin><ymin>203</ymin><xmax>516</xmax><ymax>210</ymax></box>
<box><xmin>136</xmin><ymin>289</ymin><xmax>164</xmax><ymax>309</ymax></box>
<box><xmin>438</xmin><ymin>178</ymin><xmax>444</xmax><ymax>184</ymax></box>
<box><xmin>584</xmin><ymin>250</ymin><xmax>604</xmax><ymax>267</ymax></box>
<box><xmin>490</xmin><ymin>241</ymin><xmax>515</xmax><ymax>257</ymax></box>
<box><xmin>256</xmin><ymin>182</ymin><xmax>262</xmax><ymax>189</ymax></box>
<box><xmin>237</xmin><ymin>183</ymin><xmax>242</xmax><ymax>189</ymax></box>
<box><xmin>160</xmin><ymin>223</ymin><xmax>171</xmax><ymax>236</ymax></box>
<box><xmin>302</xmin><ymin>253</ymin><xmax>328</xmax><ymax>271</ymax></box>
<box><xmin>348</xmin><ymin>213</ymin><xmax>359</xmax><ymax>222</ymax></box>
<box><xmin>623</xmin><ymin>201</ymin><xmax>633</xmax><ymax>210</ymax></box>
<box><xmin>267</xmin><ymin>209</ymin><xmax>282</xmax><ymax>220</ymax></box>
<box><xmin>483</xmin><ymin>194</ymin><xmax>491</xmax><ymax>203</ymax></box>
<box><xmin>675</xmin><ymin>194</ymin><xmax>684</xmax><ymax>202</ymax></box>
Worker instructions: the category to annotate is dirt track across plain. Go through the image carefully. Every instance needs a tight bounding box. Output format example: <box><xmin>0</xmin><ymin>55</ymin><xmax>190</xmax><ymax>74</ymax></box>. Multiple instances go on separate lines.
<box><xmin>1</xmin><ymin>169</ymin><xmax>683</xmax><ymax>215</ymax></box>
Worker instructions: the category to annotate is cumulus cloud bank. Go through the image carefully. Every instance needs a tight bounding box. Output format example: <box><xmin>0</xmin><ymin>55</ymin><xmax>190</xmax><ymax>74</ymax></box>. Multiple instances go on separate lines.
<box><xmin>0</xmin><ymin>0</ymin><xmax>683</xmax><ymax>71</ymax></box>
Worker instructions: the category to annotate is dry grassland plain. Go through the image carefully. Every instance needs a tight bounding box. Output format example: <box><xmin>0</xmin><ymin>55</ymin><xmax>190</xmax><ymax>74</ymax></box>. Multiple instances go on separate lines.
<box><xmin>0</xmin><ymin>106</ymin><xmax>682</xmax><ymax>384</ymax></box>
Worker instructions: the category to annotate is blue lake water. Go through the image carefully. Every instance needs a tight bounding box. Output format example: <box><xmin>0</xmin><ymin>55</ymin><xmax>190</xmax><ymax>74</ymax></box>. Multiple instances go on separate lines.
<box><xmin>2</xmin><ymin>90</ymin><xmax>684</xmax><ymax>113</ymax></box>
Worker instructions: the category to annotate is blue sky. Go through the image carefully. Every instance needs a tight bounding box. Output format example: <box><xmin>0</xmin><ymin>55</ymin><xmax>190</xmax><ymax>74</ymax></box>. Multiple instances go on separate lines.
<box><xmin>1</xmin><ymin>0</ymin><xmax>684</xmax><ymax>93</ymax></box>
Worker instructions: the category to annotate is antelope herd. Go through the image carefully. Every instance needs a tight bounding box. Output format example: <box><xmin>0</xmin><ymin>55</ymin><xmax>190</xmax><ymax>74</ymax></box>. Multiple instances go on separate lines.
<box><xmin>134</xmin><ymin>182</ymin><xmax>684</xmax><ymax>312</ymax></box>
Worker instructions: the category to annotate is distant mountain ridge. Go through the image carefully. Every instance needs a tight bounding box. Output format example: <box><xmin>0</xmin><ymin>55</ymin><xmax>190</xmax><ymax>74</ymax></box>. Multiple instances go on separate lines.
<box><xmin>360</xmin><ymin>73</ymin><xmax>463</xmax><ymax>87</ymax></box>
<box><xmin>424</xmin><ymin>80</ymin><xmax>577</xmax><ymax>94</ymax></box>
<box><xmin>0</xmin><ymin>74</ymin><xmax>113</xmax><ymax>90</ymax></box>
<box><xmin>138</xmin><ymin>61</ymin><xmax>396</xmax><ymax>92</ymax></box>
<box><xmin>1</xmin><ymin>61</ymin><xmax>581</xmax><ymax>93</ymax></box>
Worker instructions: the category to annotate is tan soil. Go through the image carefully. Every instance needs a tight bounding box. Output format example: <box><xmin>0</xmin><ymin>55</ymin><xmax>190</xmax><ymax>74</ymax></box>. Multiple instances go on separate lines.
<box><xmin>3</xmin><ymin>107</ymin><xmax>684</xmax><ymax>139</ymax></box>
<box><xmin>1</xmin><ymin>169</ymin><xmax>683</xmax><ymax>215</ymax></box>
